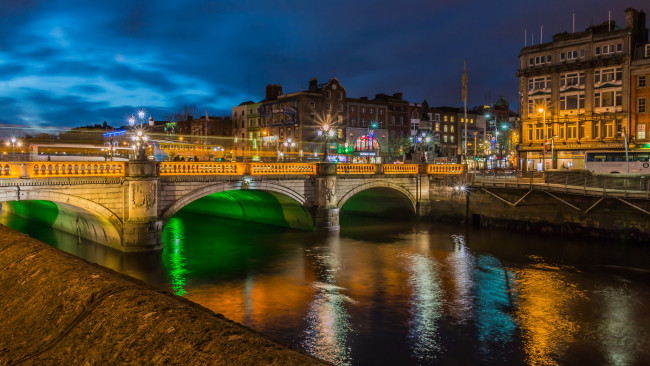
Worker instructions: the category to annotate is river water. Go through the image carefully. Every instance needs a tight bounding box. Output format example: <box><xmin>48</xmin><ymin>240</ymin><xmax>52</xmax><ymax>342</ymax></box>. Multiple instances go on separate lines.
<box><xmin>2</xmin><ymin>210</ymin><xmax>650</xmax><ymax>366</ymax></box>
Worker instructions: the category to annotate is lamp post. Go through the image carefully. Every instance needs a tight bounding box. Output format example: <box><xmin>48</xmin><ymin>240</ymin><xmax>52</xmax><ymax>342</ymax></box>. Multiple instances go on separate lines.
<box><xmin>538</xmin><ymin>107</ymin><xmax>546</xmax><ymax>172</ymax></box>
<box><xmin>283</xmin><ymin>138</ymin><xmax>295</xmax><ymax>162</ymax></box>
<box><xmin>5</xmin><ymin>137</ymin><xmax>22</xmax><ymax>161</ymax></box>
<box><xmin>129</xmin><ymin>107</ymin><xmax>151</xmax><ymax>161</ymax></box>
<box><xmin>321</xmin><ymin>123</ymin><xmax>335</xmax><ymax>162</ymax></box>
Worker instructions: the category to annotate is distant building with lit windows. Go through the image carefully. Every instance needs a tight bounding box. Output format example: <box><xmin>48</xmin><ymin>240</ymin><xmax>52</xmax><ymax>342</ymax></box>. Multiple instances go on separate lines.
<box><xmin>517</xmin><ymin>8</ymin><xmax>648</xmax><ymax>171</ymax></box>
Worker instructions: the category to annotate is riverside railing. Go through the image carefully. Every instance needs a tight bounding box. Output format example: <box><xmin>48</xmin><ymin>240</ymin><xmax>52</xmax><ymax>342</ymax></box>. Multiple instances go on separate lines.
<box><xmin>1</xmin><ymin>162</ymin><xmax>125</xmax><ymax>178</ymax></box>
<box><xmin>473</xmin><ymin>170</ymin><xmax>650</xmax><ymax>199</ymax></box>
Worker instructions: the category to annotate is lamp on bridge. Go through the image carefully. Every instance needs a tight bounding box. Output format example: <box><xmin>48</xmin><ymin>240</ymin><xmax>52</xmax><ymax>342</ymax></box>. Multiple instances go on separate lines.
<box><xmin>321</xmin><ymin>124</ymin><xmax>335</xmax><ymax>162</ymax></box>
<box><xmin>5</xmin><ymin>137</ymin><xmax>22</xmax><ymax>161</ymax></box>
<box><xmin>129</xmin><ymin>108</ymin><xmax>151</xmax><ymax>161</ymax></box>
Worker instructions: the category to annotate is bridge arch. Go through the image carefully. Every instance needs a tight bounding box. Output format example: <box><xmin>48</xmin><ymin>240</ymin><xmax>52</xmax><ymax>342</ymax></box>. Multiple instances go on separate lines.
<box><xmin>337</xmin><ymin>180</ymin><xmax>417</xmax><ymax>213</ymax></box>
<box><xmin>0</xmin><ymin>190</ymin><xmax>122</xmax><ymax>248</ymax></box>
<box><xmin>160</xmin><ymin>180</ymin><xmax>310</xmax><ymax>226</ymax></box>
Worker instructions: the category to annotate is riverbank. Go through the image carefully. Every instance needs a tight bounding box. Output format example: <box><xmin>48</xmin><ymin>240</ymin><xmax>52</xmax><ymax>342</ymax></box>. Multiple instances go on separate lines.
<box><xmin>0</xmin><ymin>224</ymin><xmax>328</xmax><ymax>365</ymax></box>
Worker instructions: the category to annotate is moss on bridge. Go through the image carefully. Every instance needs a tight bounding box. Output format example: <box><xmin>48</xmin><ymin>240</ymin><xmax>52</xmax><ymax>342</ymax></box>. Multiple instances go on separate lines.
<box><xmin>0</xmin><ymin>224</ymin><xmax>328</xmax><ymax>365</ymax></box>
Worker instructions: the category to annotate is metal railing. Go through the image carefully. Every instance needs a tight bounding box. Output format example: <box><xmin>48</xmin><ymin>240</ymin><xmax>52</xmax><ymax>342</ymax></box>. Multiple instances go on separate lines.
<box><xmin>472</xmin><ymin>170</ymin><xmax>650</xmax><ymax>199</ymax></box>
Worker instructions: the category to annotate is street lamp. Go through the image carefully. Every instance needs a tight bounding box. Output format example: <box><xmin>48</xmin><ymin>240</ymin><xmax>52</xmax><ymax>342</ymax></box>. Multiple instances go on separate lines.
<box><xmin>538</xmin><ymin>107</ymin><xmax>546</xmax><ymax>172</ymax></box>
<box><xmin>129</xmin><ymin>107</ymin><xmax>150</xmax><ymax>161</ymax></box>
<box><xmin>321</xmin><ymin>123</ymin><xmax>335</xmax><ymax>162</ymax></box>
<box><xmin>283</xmin><ymin>137</ymin><xmax>295</xmax><ymax>162</ymax></box>
<box><xmin>5</xmin><ymin>137</ymin><xmax>22</xmax><ymax>161</ymax></box>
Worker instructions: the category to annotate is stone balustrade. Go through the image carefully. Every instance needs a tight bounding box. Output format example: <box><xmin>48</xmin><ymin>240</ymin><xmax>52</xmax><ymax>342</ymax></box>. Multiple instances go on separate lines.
<box><xmin>336</xmin><ymin>164</ymin><xmax>376</xmax><ymax>174</ymax></box>
<box><xmin>160</xmin><ymin>162</ymin><xmax>245</xmax><ymax>175</ymax></box>
<box><xmin>249</xmin><ymin>163</ymin><xmax>317</xmax><ymax>175</ymax></box>
<box><xmin>29</xmin><ymin>162</ymin><xmax>125</xmax><ymax>178</ymax></box>
<box><xmin>382</xmin><ymin>164</ymin><xmax>419</xmax><ymax>174</ymax></box>
<box><xmin>0</xmin><ymin>161</ymin><xmax>466</xmax><ymax>178</ymax></box>
<box><xmin>428</xmin><ymin>164</ymin><xmax>464</xmax><ymax>174</ymax></box>
<box><xmin>0</xmin><ymin>163</ymin><xmax>23</xmax><ymax>178</ymax></box>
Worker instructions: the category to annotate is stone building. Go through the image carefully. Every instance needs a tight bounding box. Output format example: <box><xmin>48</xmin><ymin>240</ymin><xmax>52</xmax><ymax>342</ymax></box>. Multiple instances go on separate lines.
<box><xmin>631</xmin><ymin>42</ymin><xmax>650</xmax><ymax>146</ymax></box>
<box><xmin>517</xmin><ymin>8</ymin><xmax>648</xmax><ymax>171</ymax></box>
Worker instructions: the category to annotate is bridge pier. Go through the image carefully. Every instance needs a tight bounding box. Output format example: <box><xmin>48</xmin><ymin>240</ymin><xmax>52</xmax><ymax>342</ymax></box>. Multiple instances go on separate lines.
<box><xmin>315</xmin><ymin>163</ymin><xmax>340</xmax><ymax>232</ymax></box>
<box><xmin>122</xmin><ymin>161</ymin><xmax>163</xmax><ymax>252</ymax></box>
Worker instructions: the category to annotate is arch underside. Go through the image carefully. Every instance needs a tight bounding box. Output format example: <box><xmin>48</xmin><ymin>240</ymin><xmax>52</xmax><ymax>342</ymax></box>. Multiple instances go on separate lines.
<box><xmin>338</xmin><ymin>182</ymin><xmax>417</xmax><ymax>219</ymax></box>
<box><xmin>162</xmin><ymin>181</ymin><xmax>313</xmax><ymax>230</ymax></box>
<box><xmin>0</xmin><ymin>199</ymin><xmax>122</xmax><ymax>248</ymax></box>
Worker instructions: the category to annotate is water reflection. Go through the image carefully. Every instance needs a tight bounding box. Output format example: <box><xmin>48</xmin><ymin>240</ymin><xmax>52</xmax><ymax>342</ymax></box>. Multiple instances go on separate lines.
<box><xmin>473</xmin><ymin>255</ymin><xmax>516</xmax><ymax>358</ymax></box>
<box><xmin>302</xmin><ymin>236</ymin><xmax>353</xmax><ymax>366</ymax></box>
<box><xmin>163</xmin><ymin>218</ymin><xmax>189</xmax><ymax>296</ymax></box>
<box><xmin>403</xmin><ymin>251</ymin><xmax>443</xmax><ymax>362</ymax></box>
<box><xmin>2</xmin><ymin>209</ymin><xmax>650</xmax><ymax>366</ymax></box>
<box><xmin>511</xmin><ymin>257</ymin><xmax>585</xmax><ymax>366</ymax></box>
<box><xmin>598</xmin><ymin>286</ymin><xmax>644</xmax><ymax>366</ymax></box>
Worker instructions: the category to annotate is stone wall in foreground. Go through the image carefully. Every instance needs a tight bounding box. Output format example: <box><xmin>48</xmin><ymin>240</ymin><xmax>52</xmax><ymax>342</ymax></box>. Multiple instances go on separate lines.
<box><xmin>0</xmin><ymin>225</ymin><xmax>328</xmax><ymax>365</ymax></box>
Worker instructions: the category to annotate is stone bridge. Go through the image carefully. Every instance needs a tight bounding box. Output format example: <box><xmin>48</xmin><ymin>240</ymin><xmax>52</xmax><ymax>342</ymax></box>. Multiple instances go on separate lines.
<box><xmin>0</xmin><ymin>161</ymin><xmax>466</xmax><ymax>252</ymax></box>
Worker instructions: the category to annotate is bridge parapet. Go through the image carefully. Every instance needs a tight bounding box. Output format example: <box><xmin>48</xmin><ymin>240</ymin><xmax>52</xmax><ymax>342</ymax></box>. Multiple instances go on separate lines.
<box><xmin>160</xmin><ymin>162</ymin><xmax>244</xmax><ymax>176</ymax></box>
<box><xmin>250</xmin><ymin>163</ymin><xmax>317</xmax><ymax>175</ymax></box>
<box><xmin>336</xmin><ymin>164</ymin><xmax>376</xmax><ymax>174</ymax></box>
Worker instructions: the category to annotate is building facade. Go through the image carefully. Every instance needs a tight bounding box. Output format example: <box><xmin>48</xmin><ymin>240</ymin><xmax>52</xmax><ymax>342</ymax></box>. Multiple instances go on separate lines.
<box><xmin>517</xmin><ymin>8</ymin><xmax>648</xmax><ymax>171</ymax></box>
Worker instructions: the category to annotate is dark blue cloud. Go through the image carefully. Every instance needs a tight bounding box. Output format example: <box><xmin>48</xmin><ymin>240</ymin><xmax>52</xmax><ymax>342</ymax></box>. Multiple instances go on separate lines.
<box><xmin>0</xmin><ymin>0</ymin><xmax>648</xmax><ymax>130</ymax></box>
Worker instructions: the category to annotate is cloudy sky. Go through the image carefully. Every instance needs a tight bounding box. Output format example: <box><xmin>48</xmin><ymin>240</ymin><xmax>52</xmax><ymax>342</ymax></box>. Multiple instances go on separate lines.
<box><xmin>0</xmin><ymin>0</ymin><xmax>647</xmax><ymax>131</ymax></box>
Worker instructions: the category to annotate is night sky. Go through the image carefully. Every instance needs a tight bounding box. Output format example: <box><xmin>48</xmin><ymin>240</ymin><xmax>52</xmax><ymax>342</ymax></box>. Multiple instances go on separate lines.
<box><xmin>0</xmin><ymin>0</ymin><xmax>647</xmax><ymax>130</ymax></box>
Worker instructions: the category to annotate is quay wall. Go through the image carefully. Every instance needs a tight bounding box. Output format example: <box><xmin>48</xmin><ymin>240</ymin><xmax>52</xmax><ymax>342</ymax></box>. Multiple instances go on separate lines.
<box><xmin>0</xmin><ymin>225</ymin><xmax>327</xmax><ymax>365</ymax></box>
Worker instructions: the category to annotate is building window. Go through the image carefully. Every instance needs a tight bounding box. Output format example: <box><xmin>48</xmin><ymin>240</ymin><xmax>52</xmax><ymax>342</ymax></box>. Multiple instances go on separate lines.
<box><xmin>529</xmin><ymin>57</ymin><xmax>534</xmax><ymax>66</ymax></box>
<box><xmin>528</xmin><ymin>125</ymin><xmax>533</xmax><ymax>141</ymax></box>
<box><xmin>535</xmin><ymin>124</ymin><xmax>544</xmax><ymax>140</ymax></box>
<box><xmin>605</xmin><ymin>122</ymin><xmax>614</xmax><ymax>138</ymax></box>
<box><xmin>560</xmin><ymin>72</ymin><xmax>585</xmax><ymax>87</ymax></box>
<box><xmin>326</xmin><ymin>103</ymin><xmax>331</xmax><ymax>110</ymax></box>
<box><xmin>338</xmin><ymin>93</ymin><xmax>343</xmax><ymax>100</ymax></box>
<box><xmin>327</xmin><ymin>91</ymin><xmax>331</xmax><ymax>98</ymax></box>
<box><xmin>379</xmin><ymin>120</ymin><xmax>384</xmax><ymax>128</ymax></box>
<box><xmin>400</xmin><ymin>116</ymin><xmax>404</xmax><ymax>125</ymax></box>
<box><xmin>593</xmin><ymin>121</ymin><xmax>601</xmax><ymax>139</ymax></box>
<box><xmin>595</xmin><ymin>68</ymin><xmax>622</xmax><ymax>83</ymax></box>
<box><xmin>391</xmin><ymin>116</ymin><xmax>396</xmax><ymax>125</ymax></box>
<box><xmin>361</xmin><ymin>119</ymin><xmax>366</xmax><ymax>127</ymax></box>
<box><xmin>560</xmin><ymin>94</ymin><xmax>585</xmax><ymax>110</ymax></box>
<box><xmin>444</xmin><ymin>135</ymin><xmax>448</xmax><ymax>143</ymax></box>
<box><xmin>567</xmin><ymin>50</ymin><xmax>578</xmax><ymax>60</ymax></box>
<box><xmin>338</xmin><ymin>115</ymin><xmax>343</xmax><ymax>123</ymax></box>
<box><xmin>444</xmin><ymin>125</ymin><xmax>448</xmax><ymax>132</ymax></box>
<box><xmin>338</xmin><ymin>104</ymin><xmax>343</xmax><ymax>112</ymax></box>
<box><xmin>638</xmin><ymin>124</ymin><xmax>647</xmax><ymax>139</ymax></box>
<box><xmin>639</xmin><ymin>76</ymin><xmax>646</xmax><ymax>88</ymax></box>
<box><xmin>567</xmin><ymin>124</ymin><xmax>577</xmax><ymax>139</ymax></box>
<box><xmin>450</xmin><ymin>136</ymin><xmax>454</xmax><ymax>143</ymax></box>
<box><xmin>310</xmin><ymin>101</ymin><xmax>315</xmax><ymax>107</ymax></box>
<box><xmin>560</xmin><ymin>52</ymin><xmax>565</xmax><ymax>61</ymax></box>
<box><xmin>379</xmin><ymin>109</ymin><xmax>384</xmax><ymax>115</ymax></box>
<box><xmin>546</xmin><ymin>55</ymin><xmax>551</xmax><ymax>63</ymax></box>
<box><xmin>646</xmin><ymin>44</ymin><xmax>650</xmax><ymax>57</ymax></box>
<box><xmin>640</xmin><ymin>98</ymin><xmax>647</xmax><ymax>114</ymax></box>
<box><xmin>580</xmin><ymin>49</ymin><xmax>585</xmax><ymax>57</ymax></box>
<box><xmin>361</xmin><ymin>108</ymin><xmax>366</xmax><ymax>113</ymax></box>
<box><xmin>450</xmin><ymin>116</ymin><xmax>455</xmax><ymax>122</ymax></box>
<box><xmin>450</xmin><ymin>125</ymin><xmax>455</xmax><ymax>132</ymax></box>
<box><xmin>444</xmin><ymin>115</ymin><xmax>448</xmax><ymax>122</ymax></box>
<box><xmin>435</xmin><ymin>123</ymin><xmax>440</xmax><ymax>131</ymax></box>
<box><xmin>351</xmin><ymin>106</ymin><xmax>355</xmax><ymax>113</ymax></box>
<box><xmin>595</xmin><ymin>90</ymin><xmax>622</xmax><ymax>108</ymax></box>
<box><xmin>617</xmin><ymin>43</ymin><xmax>622</xmax><ymax>52</ymax></box>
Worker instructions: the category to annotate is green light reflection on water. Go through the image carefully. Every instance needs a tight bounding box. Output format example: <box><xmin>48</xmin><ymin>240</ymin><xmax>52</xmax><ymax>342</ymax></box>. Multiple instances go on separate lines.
<box><xmin>163</xmin><ymin>217</ymin><xmax>188</xmax><ymax>296</ymax></box>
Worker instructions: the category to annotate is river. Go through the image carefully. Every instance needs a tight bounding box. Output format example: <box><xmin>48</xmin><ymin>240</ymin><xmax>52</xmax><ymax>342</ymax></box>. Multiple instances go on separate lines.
<box><xmin>1</xmin><ymin>209</ymin><xmax>649</xmax><ymax>366</ymax></box>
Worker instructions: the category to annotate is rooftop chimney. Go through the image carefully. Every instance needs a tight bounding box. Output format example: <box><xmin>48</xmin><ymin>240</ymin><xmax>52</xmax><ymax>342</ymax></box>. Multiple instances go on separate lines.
<box><xmin>265</xmin><ymin>84</ymin><xmax>283</xmax><ymax>101</ymax></box>
<box><xmin>308</xmin><ymin>78</ymin><xmax>318</xmax><ymax>93</ymax></box>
